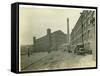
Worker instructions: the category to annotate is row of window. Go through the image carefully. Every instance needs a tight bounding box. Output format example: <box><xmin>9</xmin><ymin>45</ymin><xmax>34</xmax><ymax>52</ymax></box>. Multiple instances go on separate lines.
<box><xmin>71</xmin><ymin>29</ymin><xmax>93</xmax><ymax>45</ymax></box>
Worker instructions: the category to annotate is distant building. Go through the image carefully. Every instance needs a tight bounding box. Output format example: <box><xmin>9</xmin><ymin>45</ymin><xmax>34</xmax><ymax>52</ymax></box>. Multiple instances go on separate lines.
<box><xmin>21</xmin><ymin>45</ymin><xmax>33</xmax><ymax>55</ymax></box>
<box><xmin>71</xmin><ymin>10</ymin><xmax>96</xmax><ymax>58</ymax></box>
<box><xmin>33</xmin><ymin>29</ymin><xmax>68</xmax><ymax>52</ymax></box>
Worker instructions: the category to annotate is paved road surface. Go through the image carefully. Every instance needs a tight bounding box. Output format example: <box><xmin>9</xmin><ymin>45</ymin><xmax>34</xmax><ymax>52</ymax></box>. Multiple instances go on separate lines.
<box><xmin>21</xmin><ymin>50</ymin><xmax>96</xmax><ymax>72</ymax></box>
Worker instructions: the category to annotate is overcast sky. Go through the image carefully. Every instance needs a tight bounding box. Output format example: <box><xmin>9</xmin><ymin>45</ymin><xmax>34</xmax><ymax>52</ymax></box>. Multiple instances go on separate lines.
<box><xmin>19</xmin><ymin>5</ymin><xmax>83</xmax><ymax>45</ymax></box>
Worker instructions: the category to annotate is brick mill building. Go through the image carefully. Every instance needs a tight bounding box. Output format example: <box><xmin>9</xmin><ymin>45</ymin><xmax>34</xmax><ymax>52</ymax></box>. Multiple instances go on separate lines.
<box><xmin>70</xmin><ymin>10</ymin><xmax>96</xmax><ymax>59</ymax></box>
<box><xmin>33</xmin><ymin>29</ymin><xmax>68</xmax><ymax>52</ymax></box>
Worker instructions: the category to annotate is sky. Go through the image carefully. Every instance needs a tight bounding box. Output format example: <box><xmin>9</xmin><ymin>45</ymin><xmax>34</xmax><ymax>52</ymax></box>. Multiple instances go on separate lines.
<box><xmin>19</xmin><ymin>5</ymin><xmax>83</xmax><ymax>45</ymax></box>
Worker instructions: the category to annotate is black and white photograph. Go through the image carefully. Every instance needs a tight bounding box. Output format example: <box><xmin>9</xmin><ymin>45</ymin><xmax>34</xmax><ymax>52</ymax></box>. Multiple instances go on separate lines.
<box><xmin>17</xmin><ymin>3</ymin><xmax>97</xmax><ymax>72</ymax></box>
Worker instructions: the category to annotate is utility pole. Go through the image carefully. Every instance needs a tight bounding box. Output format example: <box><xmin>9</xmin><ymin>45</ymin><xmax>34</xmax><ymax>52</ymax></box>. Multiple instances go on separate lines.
<box><xmin>80</xmin><ymin>12</ymin><xmax>84</xmax><ymax>48</ymax></box>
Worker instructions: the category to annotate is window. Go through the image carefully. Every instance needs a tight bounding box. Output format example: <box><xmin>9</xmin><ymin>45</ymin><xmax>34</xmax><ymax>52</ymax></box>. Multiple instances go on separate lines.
<box><xmin>90</xmin><ymin>17</ymin><xmax>95</xmax><ymax>24</ymax></box>
<box><xmin>88</xmin><ymin>18</ymin><xmax>90</xmax><ymax>25</ymax></box>
<box><xmin>88</xmin><ymin>30</ymin><xmax>90</xmax><ymax>38</ymax></box>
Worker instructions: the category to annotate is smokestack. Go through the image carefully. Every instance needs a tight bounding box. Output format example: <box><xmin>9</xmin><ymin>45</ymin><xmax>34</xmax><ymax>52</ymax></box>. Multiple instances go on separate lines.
<box><xmin>67</xmin><ymin>18</ymin><xmax>70</xmax><ymax>44</ymax></box>
<box><xmin>47</xmin><ymin>28</ymin><xmax>51</xmax><ymax>35</ymax></box>
<box><xmin>33</xmin><ymin>37</ymin><xmax>36</xmax><ymax>44</ymax></box>
<box><xmin>33</xmin><ymin>36</ymin><xmax>36</xmax><ymax>51</ymax></box>
<box><xmin>47</xmin><ymin>28</ymin><xmax>52</xmax><ymax>53</ymax></box>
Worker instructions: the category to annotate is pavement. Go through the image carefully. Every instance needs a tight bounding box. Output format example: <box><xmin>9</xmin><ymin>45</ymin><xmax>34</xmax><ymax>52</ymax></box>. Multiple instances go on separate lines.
<box><xmin>21</xmin><ymin>52</ymin><xmax>48</xmax><ymax>70</ymax></box>
<box><xmin>21</xmin><ymin>50</ymin><xmax>96</xmax><ymax>72</ymax></box>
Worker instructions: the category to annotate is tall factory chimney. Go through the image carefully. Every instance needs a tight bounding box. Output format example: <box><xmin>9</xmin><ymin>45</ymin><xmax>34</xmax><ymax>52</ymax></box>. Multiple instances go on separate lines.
<box><xmin>33</xmin><ymin>36</ymin><xmax>36</xmax><ymax>51</ymax></box>
<box><xmin>67</xmin><ymin>18</ymin><xmax>70</xmax><ymax>44</ymax></box>
<box><xmin>67</xmin><ymin>18</ymin><xmax>71</xmax><ymax>52</ymax></box>
<box><xmin>47</xmin><ymin>28</ymin><xmax>52</xmax><ymax>53</ymax></box>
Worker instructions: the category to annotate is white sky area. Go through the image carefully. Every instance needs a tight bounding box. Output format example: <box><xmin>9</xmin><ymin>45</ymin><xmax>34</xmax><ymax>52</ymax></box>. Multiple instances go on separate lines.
<box><xmin>19</xmin><ymin>5</ymin><xmax>86</xmax><ymax>45</ymax></box>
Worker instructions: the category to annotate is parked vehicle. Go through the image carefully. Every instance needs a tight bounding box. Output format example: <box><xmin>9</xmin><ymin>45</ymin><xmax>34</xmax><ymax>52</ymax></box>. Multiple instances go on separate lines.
<box><xmin>85</xmin><ymin>50</ymin><xmax>92</xmax><ymax>54</ymax></box>
<box><xmin>76</xmin><ymin>48</ymin><xmax>86</xmax><ymax>55</ymax></box>
<box><xmin>74</xmin><ymin>44</ymin><xmax>84</xmax><ymax>54</ymax></box>
<box><xmin>74</xmin><ymin>44</ymin><xmax>92</xmax><ymax>55</ymax></box>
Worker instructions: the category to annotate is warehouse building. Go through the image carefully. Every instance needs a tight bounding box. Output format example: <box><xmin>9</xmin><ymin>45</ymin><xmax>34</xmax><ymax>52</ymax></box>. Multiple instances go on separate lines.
<box><xmin>33</xmin><ymin>28</ymin><xmax>68</xmax><ymax>52</ymax></box>
<box><xmin>70</xmin><ymin>10</ymin><xmax>96</xmax><ymax>59</ymax></box>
